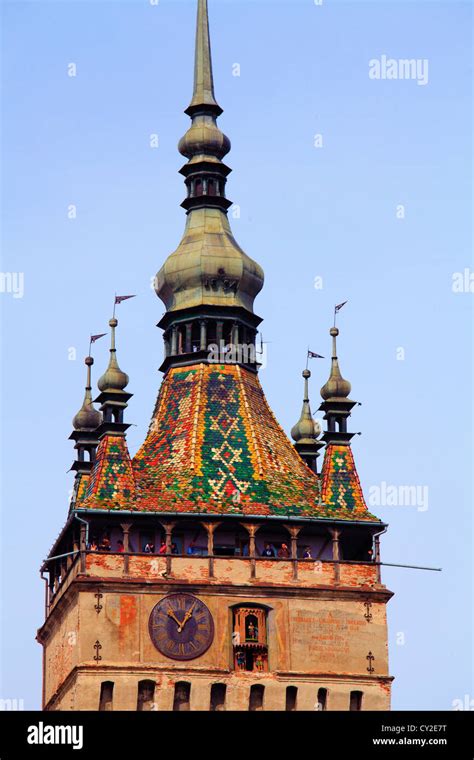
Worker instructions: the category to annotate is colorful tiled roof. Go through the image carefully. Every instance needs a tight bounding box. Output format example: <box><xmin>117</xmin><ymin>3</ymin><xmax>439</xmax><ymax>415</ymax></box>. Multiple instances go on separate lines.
<box><xmin>103</xmin><ymin>363</ymin><xmax>374</xmax><ymax>520</ymax></box>
<box><xmin>320</xmin><ymin>444</ymin><xmax>372</xmax><ymax>516</ymax></box>
<box><xmin>82</xmin><ymin>434</ymin><xmax>135</xmax><ymax>509</ymax></box>
<box><xmin>76</xmin><ymin>473</ymin><xmax>90</xmax><ymax>503</ymax></box>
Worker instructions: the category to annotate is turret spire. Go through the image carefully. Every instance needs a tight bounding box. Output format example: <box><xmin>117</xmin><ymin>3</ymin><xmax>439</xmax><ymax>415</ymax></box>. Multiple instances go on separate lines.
<box><xmin>69</xmin><ymin>354</ymin><xmax>102</xmax><ymax>509</ymax></box>
<box><xmin>72</xmin><ymin>356</ymin><xmax>102</xmax><ymax>433</ymax></box>
<box><xmin>95</xmin><ymin>317</ymin><xmax>132</xmax><ymax>435</ymax></box>
<box><xmin>97</xmin><ymin>318</ymin><xmax>129</xmax><ymax>394</ymax></box>
<box><xmin>291</xmin><ymin>368</ymin><xmax>324</xmax><ymax>473</ymax></box>
<box><xmin>320</xmin><ymin>327</ymin><xmax>352</xmax><ymax>402</ymax></box>
<box><xmin>85</xmin><ymin>315</ymin><xmax>136</xmax><ymax>508</ymax></box>
<box><xmin>318</xmin><ymin>319</ymin><xmax>369</xmax><ymax>515</ymax></box>
<box><xmin>319</xmin><ymin>324</ymin><xmax>356</xmax><ymax>445</ymax></box>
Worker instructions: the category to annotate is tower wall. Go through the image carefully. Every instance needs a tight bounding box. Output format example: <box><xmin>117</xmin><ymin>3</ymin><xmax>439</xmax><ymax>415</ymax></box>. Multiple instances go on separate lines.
<box><xmin>39</xmin><ymin>557</ymin><xmax>392</xmax><ymax>711</ymax></box>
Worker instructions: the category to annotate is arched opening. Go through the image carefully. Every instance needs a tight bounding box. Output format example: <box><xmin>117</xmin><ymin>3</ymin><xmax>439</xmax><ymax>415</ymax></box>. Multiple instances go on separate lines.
<box><xmin>210</xmin><ymin>683</ymin><xmax>226</xmax><ymax>712</ymax></box>
<box><xmin>137</xmin><ymin>680</ymin><xmax>156</xmax><ymax>711</ymax></box>
<box><xmin>195</xmin><ymin>179</ymin><xmax>203</xmax><ymax>196</ymax></box>
<box><xmin>249</xmin><ymin>684</ymin><xmax>264</xmax><ymax>711</ymax></box>
<box><xmin>173</xmin><ymin>681</ymin><xmax>191</xmax><ymax>711</ymax></box>
<box><xmin>317</xmin><ymin>687</ymin><xmax>328</xmax><ymax>711</ymax></box>
<box><xmin>350</xmin><ymin>690</ymin><xmax>363</xmax><ymax>711</ymax></box>
<box><xmin>99</xmin><ymin>681</ymin><xmax>114</xmax><ymax>711</ymax></box>
<box><xmin>286</xmin><ymin>686</ymin><xmax>297</xmax><ymax>711</ymax></box>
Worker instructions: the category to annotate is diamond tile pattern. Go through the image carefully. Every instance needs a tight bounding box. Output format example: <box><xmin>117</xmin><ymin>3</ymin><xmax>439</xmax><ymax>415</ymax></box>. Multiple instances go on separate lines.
<box><xmin>320</xmin><ymin>444</ymin><xmax>369</xmax><ymax>515</ymax></box>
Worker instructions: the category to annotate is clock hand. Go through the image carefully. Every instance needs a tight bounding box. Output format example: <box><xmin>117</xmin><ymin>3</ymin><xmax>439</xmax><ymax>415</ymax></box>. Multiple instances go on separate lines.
<box><xmin>179</xmin><ymin>602</ymin><xmax>197</xmax><ymax>631</ymax></box>
<box><xmin>167</xmin><ymin>608</ymin><xmax>184</xmax><ymax>632</ymax></box>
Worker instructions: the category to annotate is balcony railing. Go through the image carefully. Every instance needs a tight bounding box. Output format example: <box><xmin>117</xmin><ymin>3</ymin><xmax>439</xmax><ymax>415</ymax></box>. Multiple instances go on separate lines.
<box><xmin>46</xmin><ymin>549</ymin><xmax>381</xmax><ymax>615</ymax></box>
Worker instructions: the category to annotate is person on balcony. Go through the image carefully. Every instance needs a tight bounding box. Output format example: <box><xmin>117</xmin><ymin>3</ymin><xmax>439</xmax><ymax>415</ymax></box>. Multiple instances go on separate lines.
<box><xmin>99</xmin><ymin>536</ymin><xmax>111</xmax><ymax>551</ymax></box>
<box><xmin>261</xmin><ymin>543</ymin><xmax>276</xmax><ymax>558</ymax></box>
<box><xmin>278</xmin><ymin>543</ymin><xmax>290</xmax><ymax>558</ymax></box>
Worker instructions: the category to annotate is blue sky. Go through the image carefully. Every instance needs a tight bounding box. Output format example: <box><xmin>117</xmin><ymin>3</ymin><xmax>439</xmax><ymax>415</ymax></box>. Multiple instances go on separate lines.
<box><xmin>1</xmin><ymin>0</ymin><xmax>472</xmax><ymax>710</ymax></box>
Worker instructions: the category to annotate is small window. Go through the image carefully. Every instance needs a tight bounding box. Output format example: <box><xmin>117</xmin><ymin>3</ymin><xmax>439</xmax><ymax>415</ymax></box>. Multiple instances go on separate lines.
<box><xmin>173</xmin><ymin>681</ymin><xmax>191</xmax><ymax>711</ymax></box>
<box><xmin>286</xmin><ymin>686</ymin><xmax>297</xmax><ymax>711</ymax></box>
<box><xmin>350</xmin><ymin>690</ymin><xmax>363</xmax><ymax>711</ymax></box>
<box><xmin>137</xmin><ymin>680</ymin><xmax>156</xmax><ymax>711</ymax></box>
<box><xmin>249</xmin><ymin>684</ymin><xmax>264</xmax><ymax>711</ymax></box>
<box><xmin>210</xmin><ymin>683</ymin><xmax>226</xmax><ymax>712</ymax></box>
<box><xmin>99</xmin><ymin>681</ymin><xmax>114</xmax><ymax>711</ymax></box>
<box><xmin>317</xmin><ymin>688</ymin><xmax>327</xmax><ymax>711</ymax></box>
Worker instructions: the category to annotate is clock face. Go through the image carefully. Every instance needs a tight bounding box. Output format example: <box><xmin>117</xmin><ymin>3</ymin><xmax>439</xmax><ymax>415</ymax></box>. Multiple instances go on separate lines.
<box><xmin>149</xmin><ymin>593</ymin><xmax>214</xmax><ymax>661</ymax></box>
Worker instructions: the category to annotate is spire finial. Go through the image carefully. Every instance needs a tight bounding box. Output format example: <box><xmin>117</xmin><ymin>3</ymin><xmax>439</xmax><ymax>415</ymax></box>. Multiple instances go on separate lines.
<box><xmin>186</xmin><ymin>0</ymin><xmax>221</xmax><ymax>116</ymax></box>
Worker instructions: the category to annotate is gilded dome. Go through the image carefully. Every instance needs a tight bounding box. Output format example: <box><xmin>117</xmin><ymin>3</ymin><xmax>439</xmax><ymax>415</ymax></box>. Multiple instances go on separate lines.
<box><xmin>155</xmin><ymin>207</ymin><xmax>264</xmax><ymax>313</ymax></box>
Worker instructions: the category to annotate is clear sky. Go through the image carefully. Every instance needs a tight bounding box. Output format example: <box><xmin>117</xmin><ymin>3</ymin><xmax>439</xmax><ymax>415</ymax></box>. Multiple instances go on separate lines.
<box><xmin>1</xmin><ymin>0</ymin><xmax>472</xmax><ymax>710</ymax></box>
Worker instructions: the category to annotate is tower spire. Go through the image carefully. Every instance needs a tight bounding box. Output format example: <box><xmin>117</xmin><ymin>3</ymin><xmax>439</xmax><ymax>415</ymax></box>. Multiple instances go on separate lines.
<box><xmin>154</xmin><ymin>0</ymin><xmax>264</xmax><ymax>373</ymax></box>
<box><xmin>178</xmin><ymin>0</ymin><xmax>231</xmax><ymax>214</ymax></box>
<box><xmin>186</xmin><ymin>0</ymin><xmax>222</xmax><ymax>116</ymax></box>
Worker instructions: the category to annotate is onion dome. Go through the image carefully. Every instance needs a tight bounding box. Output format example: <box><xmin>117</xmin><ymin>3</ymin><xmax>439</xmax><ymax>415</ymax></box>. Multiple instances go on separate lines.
<box><xmin>98</xmin><ymin>318</ymin><xmax>129</xmax><ymax>392</ymax></box>
<box><xmin>291</xmin><ymin>370</ymin><xmax>321</xmax><ymax>444</ymax></box>
<box><xmin>155</xmin><ymin>211</ymin><xmax>264</xmax><ymax>313</ymax></box>
<box><xmin>320</xmin><ymin>327</ymin><xmax>352</xmax><ymax>401</ymax></box>
<box><xmin>72</xmin><ymin>356</ymin><xmax>102</xmax><ymax>431</ymax></box>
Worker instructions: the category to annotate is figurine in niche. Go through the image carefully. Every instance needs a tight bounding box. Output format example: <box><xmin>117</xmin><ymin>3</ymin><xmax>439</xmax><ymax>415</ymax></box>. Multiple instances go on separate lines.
<box><xmin>246</xmin><ymin>619</ymin><xmax>258</xmax><ymax>641</ymax></box>
<box><xmin>236</xmin><ymin>650</ymin><xmax>246</xmax><ymax>669</ymax></box>
<box><xmin>254</xmin><ymin>653</ymin><xmax>265</xmax><ymax>672</ymax></box>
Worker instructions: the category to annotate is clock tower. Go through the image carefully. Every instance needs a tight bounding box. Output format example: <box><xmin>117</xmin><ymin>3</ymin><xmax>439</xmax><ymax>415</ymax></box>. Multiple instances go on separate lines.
<box><xmin>37</xmin><ymin>0</ymin><xmax>393</xmax><ymax>711</ymax></box>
